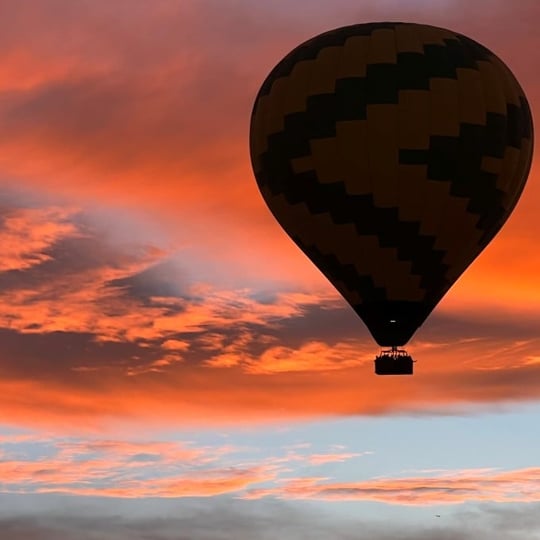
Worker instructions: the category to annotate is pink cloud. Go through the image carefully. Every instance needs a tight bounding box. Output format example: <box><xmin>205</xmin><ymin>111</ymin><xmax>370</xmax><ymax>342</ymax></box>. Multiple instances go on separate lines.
<box><xmin>306</xmin><ymin>452</ymin><xmax>369</xmax><ymax>466</ymax></box>
<box><xmin>0</xmin><ymin>434</ymin><xmax>253</xmax><ymax>496</ymax></box>
<box><xmin>244</xmin><ymin>467</ymin><xmax>540</xmax><ymax>504</ymax></box>
<box><xmin>0</xmin><ymin>433</ymin><xmax>293</xmax><ymax>498</ymax></box>
<box><xmin>0</xmin><ymin>429</ymin><xmax>537</xmax><ymax>505</ymax></box>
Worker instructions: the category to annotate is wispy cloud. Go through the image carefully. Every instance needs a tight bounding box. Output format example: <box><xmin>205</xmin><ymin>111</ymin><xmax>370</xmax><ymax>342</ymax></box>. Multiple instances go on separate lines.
<box><xmin>0</xmin><ymin>433</ymin><xmax>367</xmax><ymax>498</ymax></box>
<box><xmin>0</xmin><ymin>434</ymin><xmax>257</xmax><ymax>497</ymax></box>
<box><xmin>244</xmin><ymin>467</ymin><xmax>540</xmax><ymax>505</ymax></box>
<box><xmin>0</xmin><ymin>432</ymin><xmax>537</xmax><ymax>507</ymax></box>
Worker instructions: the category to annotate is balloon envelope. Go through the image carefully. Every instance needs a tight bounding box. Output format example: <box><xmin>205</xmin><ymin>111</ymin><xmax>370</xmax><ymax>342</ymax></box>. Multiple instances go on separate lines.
<box><xmin>250</xmin><ymin>22</ymin><xmax>534</xmax><ymax>346</ymax></box>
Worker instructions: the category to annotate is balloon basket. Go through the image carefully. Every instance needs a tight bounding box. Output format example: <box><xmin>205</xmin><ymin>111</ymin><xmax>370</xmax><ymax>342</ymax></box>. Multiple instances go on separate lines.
<box><xmin>374</xmin><ymin>347</ymin><xmax>414</xmax><ymax>375</ymax></box>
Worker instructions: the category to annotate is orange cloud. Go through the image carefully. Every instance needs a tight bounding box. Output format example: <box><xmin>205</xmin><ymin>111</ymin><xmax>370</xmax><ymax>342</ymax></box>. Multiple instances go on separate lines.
<box><xmin>0</xmin><ymin>206</ymin><xmax>80</xmax><ymax>271</ymax></box>
<box><xmin>0</xmin><ymin>0</ymin><xmax>538</xmax><ymax>433</ymax></box>
<box><xmin>0</xmin><ymin>0</ymin><xmax>537</xmax><ymax>296</ymax></box>
<box><xmin>242</xmin><ymin>341</ymin><xmax>370</xmax><ymax>374</ymax></box>
<box><xmin>0</xmin><ymin>330</ymin><xmax>538</xmax><ymax>433</ymax></box>
<box><xmin>0</xmin><ymin>201</ymin><xmax>339</xmax><ymax>347</ymax></box>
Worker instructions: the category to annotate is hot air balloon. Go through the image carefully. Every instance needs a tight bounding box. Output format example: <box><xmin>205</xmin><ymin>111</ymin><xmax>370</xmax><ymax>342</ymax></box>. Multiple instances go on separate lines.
<box><xmin>249</xmin><ymin>22</ymin><xmax>534</xmax><ymax>374</ymax></box>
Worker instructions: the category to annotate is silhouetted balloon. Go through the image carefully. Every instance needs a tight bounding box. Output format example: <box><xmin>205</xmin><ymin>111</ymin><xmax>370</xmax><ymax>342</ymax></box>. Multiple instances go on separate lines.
<box><xmin>250</xmin><ymin>22</ymin><xmax>534</xmax><ymax>347</ymax></box>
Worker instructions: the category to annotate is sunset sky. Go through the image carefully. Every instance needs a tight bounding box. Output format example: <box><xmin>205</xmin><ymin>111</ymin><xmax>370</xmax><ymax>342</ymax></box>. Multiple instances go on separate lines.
<box><xmin>0</xmin><ymin>1</ymin><xmax>539</xmax><ymax>538</ymax></box>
